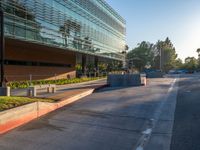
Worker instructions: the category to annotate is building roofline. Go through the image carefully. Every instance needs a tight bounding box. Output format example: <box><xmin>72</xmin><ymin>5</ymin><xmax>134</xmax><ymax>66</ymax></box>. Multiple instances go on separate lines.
<box><xmin>97</xmin><ymin>0</ymin><xmax>126</xmax><ymax>24</ymax></box>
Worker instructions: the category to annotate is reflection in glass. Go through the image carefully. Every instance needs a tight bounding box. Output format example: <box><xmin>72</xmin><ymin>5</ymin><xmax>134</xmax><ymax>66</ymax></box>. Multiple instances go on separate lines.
<box><xmin>2</xmin><ymin>0</ymin><xmax>126</xmax><ymax>60</ymax></box>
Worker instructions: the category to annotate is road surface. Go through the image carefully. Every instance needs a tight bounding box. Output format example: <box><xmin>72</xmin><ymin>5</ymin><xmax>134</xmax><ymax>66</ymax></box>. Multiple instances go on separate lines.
<box><xmin>0</xmin><ymin>75</ymin><xmax>190</xmax><ymax>150</ymax></box>
<box><xmin>170</xmin><ymin>74</ymin><xmax>200</xmax><ymax>150</ymax></box>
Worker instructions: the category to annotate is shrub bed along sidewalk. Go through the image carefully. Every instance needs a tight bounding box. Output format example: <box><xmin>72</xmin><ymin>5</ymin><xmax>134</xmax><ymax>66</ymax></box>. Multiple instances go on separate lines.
<box><xmin>7</xmin><ymin>77</ymin><xmax>105</xmax><ymax>89</ymax></box>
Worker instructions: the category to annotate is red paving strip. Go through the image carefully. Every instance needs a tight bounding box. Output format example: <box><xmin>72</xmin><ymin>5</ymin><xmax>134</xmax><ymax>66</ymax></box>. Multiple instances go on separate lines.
<box><xmin>0</xmin><ymin>112</ymin><xmax>38</xmax><ymax>134</ymax></box>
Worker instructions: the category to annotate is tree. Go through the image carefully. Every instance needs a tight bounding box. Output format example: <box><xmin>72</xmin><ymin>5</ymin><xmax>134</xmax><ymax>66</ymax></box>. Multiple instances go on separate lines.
<box><xmin>174</xmin><ymin>58</ymin><xmax>183</xmax><ymax>69</ymax></box>
<box><xmin>127</xmin><ymin>41</ymin><xmax>154</xmax><ymax>71</ymax></box>
<box><xmin>196</xmin><ymin>48</ymin><xmax>200</xmax><ymax>56</ymax></box>
<box><xmin>196</xmin><ymin>48</ymin><xmax>200</xmax><ymax>68</ymax></box>
<box><xmin>153</xmin><ymin>37</ymin><xmax>178</xmax><ymax>72</ymax></box>
<box><xmin>128</xmin><ymin>38</ymin><xmax>180</xmax><ymax>72</ymax></box>
<box><xmin>183</xmin><ymin>57</ymin><xmax>198</xmax><ymax>70</ymax></box>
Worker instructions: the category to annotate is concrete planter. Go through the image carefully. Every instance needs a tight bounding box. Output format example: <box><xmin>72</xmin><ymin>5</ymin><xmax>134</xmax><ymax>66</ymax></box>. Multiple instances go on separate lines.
<box><xmin>0</xmin><ymin>89</ymin><xmax>95</xmax><ymax>134</ymax></box>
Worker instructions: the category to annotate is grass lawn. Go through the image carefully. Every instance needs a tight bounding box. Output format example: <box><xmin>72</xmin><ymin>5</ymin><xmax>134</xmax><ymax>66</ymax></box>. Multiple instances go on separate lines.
<box><xmin>0</xmin><ymin>96</ymin><xmax>55</xmax><ymax>111</ymax></box>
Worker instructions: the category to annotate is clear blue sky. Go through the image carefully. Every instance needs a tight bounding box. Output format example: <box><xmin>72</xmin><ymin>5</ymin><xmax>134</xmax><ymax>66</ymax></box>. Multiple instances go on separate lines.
<box><xmin>106</xmin><ymin>0</ymin><xmax>200</xmax><ymax>60</ymax></box>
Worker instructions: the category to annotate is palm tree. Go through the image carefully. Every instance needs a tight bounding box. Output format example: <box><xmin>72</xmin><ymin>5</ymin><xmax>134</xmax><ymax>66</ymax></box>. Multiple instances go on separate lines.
<box><xmin>59</xmin><ymin>21</ymin><xmax>70</xmax><ymax>47</ymax></box>
<box><xmin>60</xmin><ymin>20</ymin><xmax>81</xmax><ymax>47</ymax></box>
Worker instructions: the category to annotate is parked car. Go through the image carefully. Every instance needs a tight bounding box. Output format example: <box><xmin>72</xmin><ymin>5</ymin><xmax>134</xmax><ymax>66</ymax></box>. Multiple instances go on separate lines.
<box><xmin>169</xmin><ymin>69</ymin><xmax>189</xmax><ymax>74</ymax></box>
<box><xmin>177</xmin><ymin>69</ymin><xmax>189</xmax><ymax>74</ymax></box>
<box><xmin>168</xmin><ymin>70</ymin><xmax>177</xmax><ymax>74</ymax></box>
<box><xmin>188</xmin><ymin>70</ymin><xmax>194</xmax><ymax>74</ymax></box>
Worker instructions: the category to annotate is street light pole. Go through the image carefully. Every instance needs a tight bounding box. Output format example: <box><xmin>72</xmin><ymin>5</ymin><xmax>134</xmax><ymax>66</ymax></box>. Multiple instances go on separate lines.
<box><xmin>159</xmin><ymin>47</ymin><xmax>162</xmax><ymax>71</ymax></box>
<box><xmin>0</xmin><ymin>9</ymin><xmax>5</xmax><ymax>87</ymax></box>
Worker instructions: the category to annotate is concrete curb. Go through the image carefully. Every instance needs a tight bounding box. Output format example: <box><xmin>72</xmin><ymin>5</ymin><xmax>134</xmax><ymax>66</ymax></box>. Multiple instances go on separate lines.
<box><xmin>0</xmin><ymin>85</ymin><xmax>107</xmax><ymax>134</ymax></box>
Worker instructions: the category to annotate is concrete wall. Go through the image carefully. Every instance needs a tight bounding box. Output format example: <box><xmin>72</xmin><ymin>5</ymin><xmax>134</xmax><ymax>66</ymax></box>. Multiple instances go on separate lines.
<box><xmin>107</xmin><ymin>74</ymin><xmax>141</xmax><ymax>87</ymax></box>
<box><xmin>146</xmin><ymin>72</ymin><xmax>163</xmax><ymax>78</ymax></box>
<box><xmin>0</xmin><ymin>102</ymin><xmax>38</xmax><ymax>134</ymax></box>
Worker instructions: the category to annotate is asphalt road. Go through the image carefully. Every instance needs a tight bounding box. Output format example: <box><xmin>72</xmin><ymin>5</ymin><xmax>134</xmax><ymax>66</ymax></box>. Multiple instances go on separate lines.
<box><xmin>0</xmin><ymin>77</ymin><xmax>178</xmax><ymax>150</ymax></box>
<box><xmin>170</xmin><ymin>74</ymin><xmax>200</xmax><ymax>150</ymax></box>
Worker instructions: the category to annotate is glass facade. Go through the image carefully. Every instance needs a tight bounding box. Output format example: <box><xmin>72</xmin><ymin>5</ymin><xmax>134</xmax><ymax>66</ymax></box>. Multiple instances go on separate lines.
<box><xmin>1</xmin><ymin>0</ymin><xmax>126</xmax><ymax>61</ymax></box>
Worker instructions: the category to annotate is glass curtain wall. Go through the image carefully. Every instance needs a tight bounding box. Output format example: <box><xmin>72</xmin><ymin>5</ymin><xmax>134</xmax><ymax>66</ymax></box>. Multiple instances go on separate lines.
<box><xmin>1</xmin><ymin>0</ymin><xmax>126</xmax><ymax>61</ymax></box>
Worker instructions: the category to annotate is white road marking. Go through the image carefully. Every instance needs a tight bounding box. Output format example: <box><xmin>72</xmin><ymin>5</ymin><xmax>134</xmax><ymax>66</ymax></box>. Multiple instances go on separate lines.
<box><xmin>133</xmin><ymin>78</ymin><xmax>178</xmax><ymax>150</ymax></box>
<box><xmin>136</xmin><ymin>146</ymin><xmax>144</xmax><ymax>150</ymax></box>
<box><xmin>142</xmin><ymin>128</ymin><xmax>152</xmax><ymax>135</ymax></box>
<box><xmin>150</xmin><ymin>118</ymin><xmax>154</xmax><ymax>121</ymax></box>
<box><xmin>186</xmin><ymin>91</ymin><xmax>191</xmax><ymax>93</ymax></box>
<box><xmin>168</xmin><ymin>79</ymin><xmax>177</xmax><ymax>92</ymax></box>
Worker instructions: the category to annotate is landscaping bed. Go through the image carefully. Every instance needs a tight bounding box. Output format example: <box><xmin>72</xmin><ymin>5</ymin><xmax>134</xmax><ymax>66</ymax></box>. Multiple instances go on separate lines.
<box><xmin>0</xmin><ymin>96</ymin><xmax>55</xmax><ymax>111</ymax></box>
<box><xmin>7</xmin><ymin>77</ymin><xmax>105</xmax><ymax>89</ymax></box>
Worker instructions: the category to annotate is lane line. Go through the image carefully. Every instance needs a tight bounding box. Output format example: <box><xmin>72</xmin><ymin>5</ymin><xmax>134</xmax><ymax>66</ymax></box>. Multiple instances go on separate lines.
<box><xmin>133</xmin><ymin>78</ymin><xmax>178</xmax><ymax>150</ymax></box>
<box><xmin>136</xmin><ymin>146</ymin><xmax>144</xmax><ymax>150</ymax></box>
<box><xmin>142</xmin><ymin>128</ymin><xmax>152</xmax><ymax>135</ymax></box>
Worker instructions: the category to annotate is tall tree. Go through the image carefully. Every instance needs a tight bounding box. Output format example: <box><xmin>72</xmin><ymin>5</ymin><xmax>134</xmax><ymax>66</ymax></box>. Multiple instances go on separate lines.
<box><xmin>196</xmin><ymin>48</ymin><xmax>200</xmax><ymax>55</ymax></box>
<box><xmin>153</xmin><ymin>37</ymin><xmax>178</xmax><ymax>72</ymax></box>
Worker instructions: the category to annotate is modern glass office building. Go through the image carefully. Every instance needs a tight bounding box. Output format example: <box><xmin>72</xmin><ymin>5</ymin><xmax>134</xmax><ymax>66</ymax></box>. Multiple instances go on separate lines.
<box><xmin>0</xmin><ymin>0</ymin><xmax>126</xmax><ymax>81</ymax></box>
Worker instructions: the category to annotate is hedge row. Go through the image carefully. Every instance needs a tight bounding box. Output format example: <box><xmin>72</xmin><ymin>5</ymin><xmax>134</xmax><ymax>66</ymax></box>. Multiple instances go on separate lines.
<box><xmin>0</xmin><ymin>96</ymin><xmax>54</xmax><ymax>111</ymax></box>
<box><xmin>7</xmin><ymin>77</ymin><xmax>103</xmax><ymax>89</ymax></box>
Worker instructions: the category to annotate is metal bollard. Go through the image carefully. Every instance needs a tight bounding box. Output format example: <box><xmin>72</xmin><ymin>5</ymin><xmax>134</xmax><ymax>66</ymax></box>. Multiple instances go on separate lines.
<box><xmin>52</xmin><ymin>87</ymin><xmax>56</xmax><ymax>93</ymax></box>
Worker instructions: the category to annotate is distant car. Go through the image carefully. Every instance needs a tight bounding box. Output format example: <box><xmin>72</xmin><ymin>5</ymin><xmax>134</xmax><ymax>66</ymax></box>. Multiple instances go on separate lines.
<box><xmin>169</xmin><ymin>69</ymin><xmax>189</xmax><ymax>74</ymax></box>
<box><xmin>188</xmin><ymin>70</ymin><xmax>194</xmax><ymax>74</ymax></box>
<box><xmin>177</xmin><ymin>69</ymin><xmax>188</xmax><ymax>74</ymax></box>
<box><xmin>144</xmin><ymin>69</ymin><xmax>161</xmax><ymax>73</ymax></box>
<box><xmin>168</xmin><ymin>70</ymin><xmax>177</xmax><ymax>74</ymax></box>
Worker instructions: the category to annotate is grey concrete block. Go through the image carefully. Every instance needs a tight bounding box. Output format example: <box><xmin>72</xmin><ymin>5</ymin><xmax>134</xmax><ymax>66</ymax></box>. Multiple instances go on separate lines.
<box><xmin>146</xmin><ymin>72</ymin><xmax>163</xmax><ymax>78</ymax></box>
<box><xmin>27</xmin><ymin>84</ymin><xmax>56</xmax><ymax>97</ymax></box>
<box><xmin>107</xmin><ymin>74</ymin><xmax>141</xmax><ymax>87</ymax></box>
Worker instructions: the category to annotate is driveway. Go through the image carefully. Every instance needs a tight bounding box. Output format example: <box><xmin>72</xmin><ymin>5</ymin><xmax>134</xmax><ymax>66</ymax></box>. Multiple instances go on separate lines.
<box><xmin>0</xmin><ymin>77</ymin><xmax>178</xmax><ymax>150</ymax></box>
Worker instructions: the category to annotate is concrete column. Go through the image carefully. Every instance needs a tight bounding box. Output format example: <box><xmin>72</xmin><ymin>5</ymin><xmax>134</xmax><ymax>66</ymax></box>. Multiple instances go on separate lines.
<box><xmin>94</xmin><ymin>57</ymin><xmax>98</xmax><ymax>69</ymax></box>
<box><xmin>94</xmin><ymin>56</ymin><xmax>98</xmax><ymax>77</ymax></box>
<box><xmin>27</xmin><ymin>87</ymin><xmax>37</xmax><ymax>97</ymax></box>
<box><xmin>81</xmin><ymin>55</ymin><xmax>86</xmax><ymax>75</ymax></box>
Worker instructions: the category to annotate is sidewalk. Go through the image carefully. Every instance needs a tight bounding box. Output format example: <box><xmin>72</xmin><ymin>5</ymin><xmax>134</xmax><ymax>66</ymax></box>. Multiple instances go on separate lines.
<box><xmin>40</xmin><ymin>78</ymin><xmax>107</xmax><ymax>100</ymax></box>
<box><xmin>0</xmin><ymin>78</ymin><xmax>107</xmax><ymax>134</ymax></box>
<box><xmin>10</xmin><ymin>78</ymin><xmax>107</xmax><ymax>98</ymax></box>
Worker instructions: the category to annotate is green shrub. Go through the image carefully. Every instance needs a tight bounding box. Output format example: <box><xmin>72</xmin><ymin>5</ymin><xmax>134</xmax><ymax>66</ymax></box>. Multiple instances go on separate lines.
<box><xmin>7</xmin><ymin>77</ymin><xmax>105</xmax><ymax>89</ymax></box>
<box><xmin>0</xmin><ymin>96</ymin><xmax>54</xmax><ymax>111</ymax></box>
